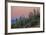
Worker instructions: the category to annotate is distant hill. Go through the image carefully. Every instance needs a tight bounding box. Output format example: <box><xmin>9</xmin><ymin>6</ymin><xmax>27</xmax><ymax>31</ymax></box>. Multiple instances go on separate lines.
<box><xmin>11</xmin><ymin>19</ymin><xmax>16</xmax><ymax>24</ymax></box>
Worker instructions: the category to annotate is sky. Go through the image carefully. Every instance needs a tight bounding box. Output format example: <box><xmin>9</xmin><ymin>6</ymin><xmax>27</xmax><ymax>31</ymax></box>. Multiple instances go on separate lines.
<box><xmin>11</xmin><ymin>6</ymin><xmax>40</xmax><ymax>19</ymax></box>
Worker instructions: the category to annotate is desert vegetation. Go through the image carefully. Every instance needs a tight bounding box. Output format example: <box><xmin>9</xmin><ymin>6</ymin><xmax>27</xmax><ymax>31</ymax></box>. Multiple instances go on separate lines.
<box><xmin>11</xmin><ymin>9</ymin><xmax>40</xmax><ymax>28</ymax></box>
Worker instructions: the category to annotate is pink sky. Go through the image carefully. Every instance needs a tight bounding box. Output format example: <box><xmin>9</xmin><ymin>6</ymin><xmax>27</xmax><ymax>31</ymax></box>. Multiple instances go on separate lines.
<box><xmin>11</xmin><ymin>6</ymin><xmax>39</xmax><ymax>18</ymax></box>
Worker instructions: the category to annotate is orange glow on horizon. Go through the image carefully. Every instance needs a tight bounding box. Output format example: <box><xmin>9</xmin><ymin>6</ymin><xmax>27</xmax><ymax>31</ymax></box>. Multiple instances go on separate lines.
<box><xmin>11</xmin><ymin>6</ymin><xmax>39</xmax><ymax>18</ymax></box>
